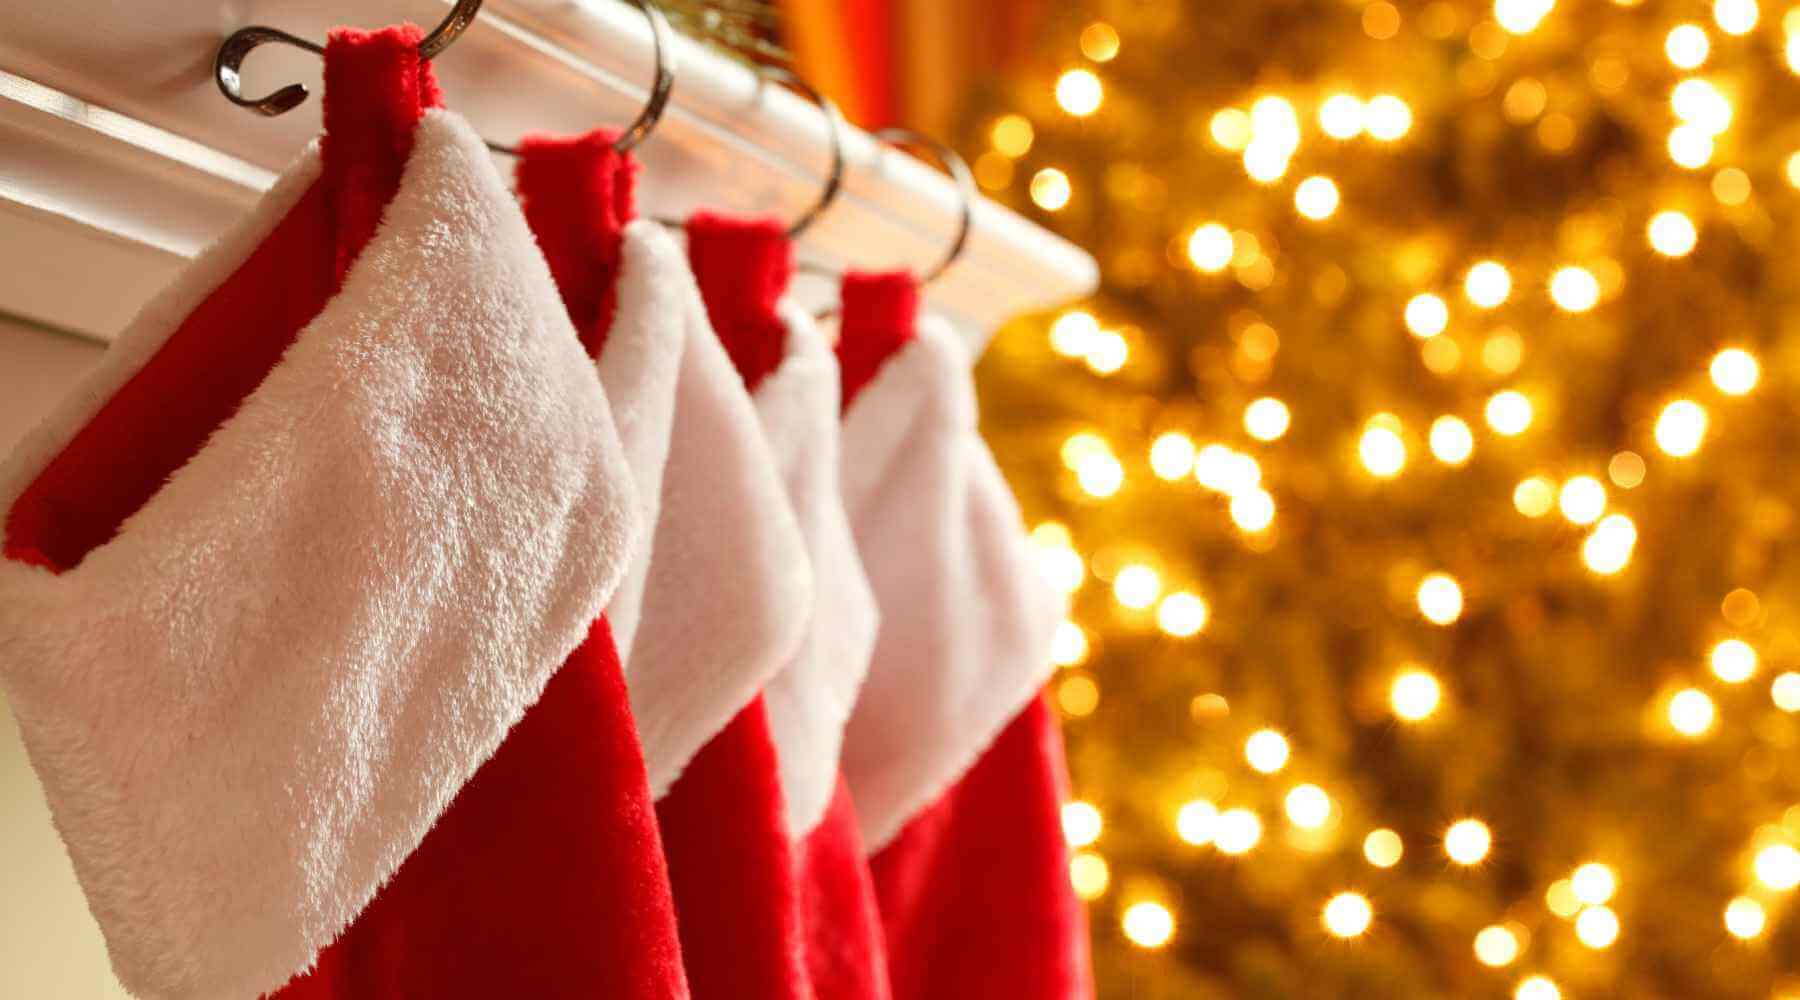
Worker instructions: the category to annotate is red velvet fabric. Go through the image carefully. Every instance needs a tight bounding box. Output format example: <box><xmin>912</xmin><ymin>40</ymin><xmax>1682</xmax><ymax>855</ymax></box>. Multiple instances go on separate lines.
<box><xmin>685</xmin><ymin>213</ymin><xmax>794</xmax><ymax>389</ymax></box>
<box><xmin>799</xmin><ymin>780</ymin><xmax>894</xmax><ymax>1000</ymax></box>
<box><xmin>515</xmin><ymin>130</ymin><xmax>638</xmax><ymax>356</ymax></box>
<box><xmin>835</xmin><ymin>277</ymin><xmax>1092</xmax><ymax>1000</ymax></box>
<box><xmin>683</xmin><ymin>216</ymin><xmax>892</xmax><ymax>1000</ymax></box>
<box><xmin>231</xmin><ymin>35</ymin><xmax>677</xmax><ymax>1000</ymax></box>
<box><xmin>655</xmin><ymin>702</ymin><xmax>814</xmax><ymax>1000</ymax></box>
<box><xmin>835</xmin><ymin>271</ymin><xmax>920</xmax><ymax>410</ymax></box>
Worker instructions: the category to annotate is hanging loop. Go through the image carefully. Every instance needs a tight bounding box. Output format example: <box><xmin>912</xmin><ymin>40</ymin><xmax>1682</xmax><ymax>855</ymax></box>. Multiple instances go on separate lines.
<box><xmin>214</xmin><ymin>0</ymin><xmax>672</xmax><ymax>155</ymax></box>
<box><xmin>215</xmin><ymin>0</ymin><xmax>485</xmax><ymax>116</ymax></box>
<box><xmin>873</xmin><ymin>127</ymin><xmax>974</xmax><ymax>285</ymax></box>
<box><xmin>611</xmin><ymin>0</ymin><xmax>677</xmax><ymax>153</ymax></box>
<box><xmin>757</xmin><ymin>66</ymin><xmax>846</xmax><ymax>238</ymax></box>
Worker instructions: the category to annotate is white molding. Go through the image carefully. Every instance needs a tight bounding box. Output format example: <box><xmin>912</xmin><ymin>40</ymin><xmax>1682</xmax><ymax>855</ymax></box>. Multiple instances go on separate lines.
<box><xmin>0</xmin><ymin>0</ymin><xmax>1096</xmax><ymax>346</ymax></box>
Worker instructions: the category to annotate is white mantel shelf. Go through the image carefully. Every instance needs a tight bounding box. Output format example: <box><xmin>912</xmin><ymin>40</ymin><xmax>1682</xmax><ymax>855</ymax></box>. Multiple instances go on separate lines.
<box><xmin>0</xmin><ymin>0</ymin><xmax>1097</xmax><ymax>347</ymax></box>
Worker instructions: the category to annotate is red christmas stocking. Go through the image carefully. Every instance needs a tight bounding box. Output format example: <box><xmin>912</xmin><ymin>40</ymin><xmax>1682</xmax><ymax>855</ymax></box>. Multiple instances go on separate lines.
<box><xmin>513</xmin><ymin>141</ymin><xmax>815</xmax><ymax>1000</ymax></box>
<box><xmin>0</xmin><ymin>25</ymin><xmax>642</xmax><ymax>1000</ymax></box>
<box><xmin>267</xmin><ymin>37</ymin><xmax>685</xmax><ymax>1000</ymax></box>
<box><xmin>835</xmin><ymin>273</ymin><xmax>1093</xmax><ymax>1000</ymax></box>
<box><xmin>683</xmin><ymin>214</ymin><xmax>891</xmax><ymax>1000</ymax></box>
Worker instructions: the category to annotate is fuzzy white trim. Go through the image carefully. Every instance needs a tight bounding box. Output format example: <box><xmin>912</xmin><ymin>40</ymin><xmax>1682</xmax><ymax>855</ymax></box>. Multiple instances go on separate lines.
<box><xmin>0</xmin><ymin>110</ymin><xmax>638</xmax><ymax>1000</ymax></box>
<box><xmin>838</xmin><ymin>316</ymin><xmax>1066</xmax><ymax>852</ymax></box>
<box><xmin>754</xmin><ymin>305</ymin><xmax>879</xmax><ymax>835</ymax></box>
<box><xmin>598</xmin><ymin>228</ymin><xmax>813</xmax><ymax>800</ymax></box>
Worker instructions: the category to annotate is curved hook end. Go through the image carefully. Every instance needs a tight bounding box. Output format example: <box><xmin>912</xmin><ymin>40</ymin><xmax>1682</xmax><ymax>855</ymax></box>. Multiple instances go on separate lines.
<box><xmin>215</xmin><ymin>26</ymin><xmax>325</xmax><ymax>117</ymax></box>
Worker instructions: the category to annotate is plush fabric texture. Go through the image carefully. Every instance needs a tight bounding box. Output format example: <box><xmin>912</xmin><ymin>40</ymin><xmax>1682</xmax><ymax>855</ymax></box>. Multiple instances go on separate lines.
<box><xmin>283</xmin><ymin>619</ymin><xmax>688</xmax><ymax>1000</ymax></box>
<box><xmin>869</xmin><ymin>698</ymin><xmax>1092</xmax><ymax>1000</ymax></box>
<box><xmin>655</xmin><ymin>701</ymin><xmax>813</xmax><ymax>1000</ymax></box>
<box><xmin>653</xmin><ymin>214</ymin><xmax>888</xmax><ymax>1000</ymax></box>
<box><xmin>834</xmin><ymin>275</ymin><xmax>1089</xmax><ymax>999</ymax></box>
<box><xmin>799</xmin><ymin>778</ymin><xmax>894</xmax><ymax>1000</ymax></box>
<box><xmin>686</xmin><ymin>213</ymin><xmax>879</xmax><ymax>835</ymax></box>
<box><xmin>0</xmin><ymin>26</ymin><xmax>637</xmax><ymax>1000</ymax></box>
<box><xmin>514</xmin><ymin>139</ymin><xmax>811</xmax><ymax>799</ymax></box>
<box><xmin>834</xmin><ymin>274</ymin><xmax>1066</xmax><ymax>852</ymax></box>
<box><xmin>275</xmin><ymin>117</ymin><xmax>688</xmax><ymax>1000</ymax></box>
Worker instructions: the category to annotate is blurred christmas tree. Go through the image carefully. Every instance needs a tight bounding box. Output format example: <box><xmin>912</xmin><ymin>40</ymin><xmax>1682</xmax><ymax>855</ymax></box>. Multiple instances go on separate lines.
<box><xmin>961</xmin><ymin>1</ymin><xmax>1800</xmax><ymax>997</ymax></box>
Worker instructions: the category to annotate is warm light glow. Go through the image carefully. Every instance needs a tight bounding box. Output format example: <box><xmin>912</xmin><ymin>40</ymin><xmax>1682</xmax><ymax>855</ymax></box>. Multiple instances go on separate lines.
<box><xmin>1365</xmin><ymin>95</ymin><xmax>1412</xmax><ymax>140</ymax></box>
<box><xmin>1051</xmin><ymin>621</ymin><xmax>1089</xmax><ymax>667</ymax></box>
<box><xmin>1673</xmin><ymin>79</ymin><xmax>1733</xmax><ymax>134</ymax></box>
<box><xmin>1245</xmin><ymin>397</ymin><xmax>1292</xmax><ymax>441</ymax></box>
<box><xmin>991</xmin><ymin>114</ymin><xmax>1035</xmax><ymax>157</ymax></box>
<box><xmin>1062</xmin><ymin>801</ymin><xmax>1103</xmax><ymax>847</ymax></box>
<box><xmin>1666</xmin><ymin>23</ymin><xmax>1712</xmax><ymax>68</ymax></box>
<box><xmin>1246</xmin><ymin>729</ymin><xmax>1291</xmax><ymax>773</ymax></box>
<box><xmin>1418</xmin><ymin>573</ymin><xmax>1464</xmax><ymax>625</ymax></box>
<box><xmin>1575</xmin><ymin>905</ymin><xmax>1621</xmax><ymax>949</ymax></box>
<box><xmin>1774</xmin><ymin>672</ymin><xmax>1800</xmax><ymax>712</ymax></box>
<box><xmin>1546</xmin><ymin>879</ymin><xmax>1581</xmax><ymax>918</ymax></box>
<box><xmin>1158</xmin><ymin>591</ymin><xmax>1210</xmax><ymax>637</ymax></box>
<box><xmin>1230</xmin><ymin>488</ymin><xmax>1277</xmax><ymax>533</ymax></box>
<box><xmin>1210</xmin><ymin>108</ymin><xmax>1253</xmax><ymax>151</ymax></box>
<box><xmin>1286</xmin><ymin>784</ymin><xmax>1332</xmax><ymax>829</ymax></box>
<box><xmin>1031</xmin><ymin>168</ymin><xmax>1072</xmax><ymax>210</ymax></box>
<box><xmin>1465</xmin><ymin>260</ymin><xmax>1512</xmax><ymax>308</ymax></box>
<box><xmin>1495</xmin><ymin>0</ymin><xmax>1555</xmax><ymax>34</ymax></box>
<box><xmin>1711</xmin><ymin>348</ymin><xmax>1760</xmax><ymax>395</ymax></box>
<box><xmin>1558</xmin><ymin>475</ymin><xmax>1607</xmax><ymax>525</ymax></box>
<box><xmin>1516</xmin><ymin>976</ymin><xmax>1561</xmax><ymax>1000</ymax></box>
<box><xmin>1243</xmin><ymin>141</ymin><xmax>1291</xmax><ymax>183</ymax></box>
<box><xmin>1487</xmin><ymin>391</ymin><xmax>1534</xmax><ymax>435</ymax></box>
<box><xmin>1655</xmin><ymin>399</ymin><xmax>1708</xmax><ymax>457</ymax></box>
<box><xmin>1391</xmin><ymin>668</ymin><xmax>1443</xmax><ymax>721</ymax></box>
<box><xmin>1475</xmin><ymin>925</ymin><xmax>1521</xmax><ymax>967</ymax></box>
<box><xmin>1057</xmin><ymin>675</ymin><xmax>1099</xmax><ymax>717</ymax></box>
<box><xmin>1364</xmin><ymin>829</ymin><xmax>1404</xmax><ymax>868</ymax></box>
<box><xmin>1668</xmin><ymin>687</ymin><xmax>1716</xmax><ymax>736</ymax></box>
<box><xmin>1405</xmin><ymin>293</ymin><xmax>1449</xmax><ymax>338</ymax></box>
<box><xmin>1756</xmin><ymin>843</ymin><xmax>1800</xmax><ymax>890</ymax></box>
<box><xmin>1549</xmin><ymin>266</ymin><xmax>1600</xmax><ymax>312</ymax></box>
<box><xmin>1195</xmin><ymin>445</ymin><xmax>1263</xmax><ymax>495</ymax></box>
<box><xmin>1429</xmin><ymin>416</ymin><xmax>1475</xmax><ymax>465</ymax></box>
<box><xmin>1572</xmin><ymin>863</ymin><xmax>1618</xmax><ymax>905</ymax></box>
<box><xmin>1062</xmin><ymin>432</ymin><xmax>1110</xmax><ymax>469</ymax></box>
<box><xmin>1079</xmin><ymin>21</ymin><xmax>1121</xmax><ymax>62</ymax></box>
<box><xmin>1322</xmin><ymin>892</ymin><xmax>1374</xmax><ymax>938</ymax></box>
<box><xmin>1360</xmin><ymin>424</ymin><xmax>1408</xmax><ymax>478</ymax></box>
<box><xmin>1319</xmin><ymin>94</ymin><xmax>1365</xmax><ymax>139</ymax></box>
<box><xmin>1150</xmin><ymin>432</ymin><xmax>1198</xmax><ymax>480</ymax></box>
<box><xmin>1711</xmin><ymin>638</ymin><xmax>1759</xmax><ymax>683</ymax></box>
<box><xmin>1610</xmin><ymin>451</ymin><xmax>1647</xmax><ymax>489</ymax></box>
<box><xmin>1050</xmin><ymin>309</ymin><xmax>1100</xmax><ymax>357</ymax></box>
<box><xmin>1055</xmin><ymin>68</ymin><xmax>1104</xmax><ymax>117</ymax></box>
<box><xmin>1251</xmin><ymin>95</ymin><xmax>1302</xmax><ymax>152</ymax></box>
<box><xmin>1445</xmin><ymin>818</ymin><xmax>1493</xmax><ymax>865</ymax></box>
<box><xmin>1725</xmin><ymin>896</ymin><xmax>1767</xmax><ymax>938</ymax></box>
<box><xmin>1669</xmin><ymin>124</ymin><xmax>1716</xmax><ymax>169</ymax></box>
<box><xmin>1114</xmin><ymin>564</ymin><xmax>1162</xmax><ymax>609</ymax></box>
<box><xmin>1295</xmin><ymin>175</ymin><xmax>1340</xmax><ymax>220</ymax></box>
<box><xmin>1714</xmin><ymin>0</ymin><xmax>1759</xmax><ymax>34</ymax></box>
<box><xmin>1084</xmin><ymin>330</ymin><xmax>1129</xmax><ymax>374</ymax></box>
<box><xmin>1176</xmin><ymin>799</ymin><xmax>1219</xmax><ymax>845</ymax></box>
<box><xmin>1076</xmin><ymin>452</ymin><xmax>1124</xmax><ymax>497</ymax></box>
<box><xmin>1484</xmin><ymin>330</ymin><xmax>1525</xmax><ymax>373</ymax></box>
<box><xmin>1515</xmin><ymin>477</ymin><xmax>1556</xmax><ymax>517</ymax></box>
<box><xmin>1583</xmin><ymin>513</ymin><xmax>1638</xmax><ymax>574</ymax></box>
<box><xmin>1069</xmin><ymin>850</ymin><xmax>1110</xmax><ymax>900</ymax></box>
<box><xmin>1187</xmin><ymin>223</ymin><xmax>1235</xmax><ymax>272</ymax></box>
<box><xmin>1215</xmin><ymin>807</ymin><xmax>1264</xmax><ymax>854</ymax></box>
<box><xmin>1648</xmin><ymin>210</ymin><xmax>1698</xmax><ymax>256</ymax></box>
<box><xmin>1122</xmin><ymin>901</ymin><xmax>1176</xmax><ymax>948</ymax></box>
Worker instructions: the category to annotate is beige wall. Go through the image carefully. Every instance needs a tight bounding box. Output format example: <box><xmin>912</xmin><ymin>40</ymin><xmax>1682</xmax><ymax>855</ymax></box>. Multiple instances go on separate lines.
<box><xmin>0</xmin><ymin>316</ymin><xmax>129</xmax><ymax>999</ymax></box>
